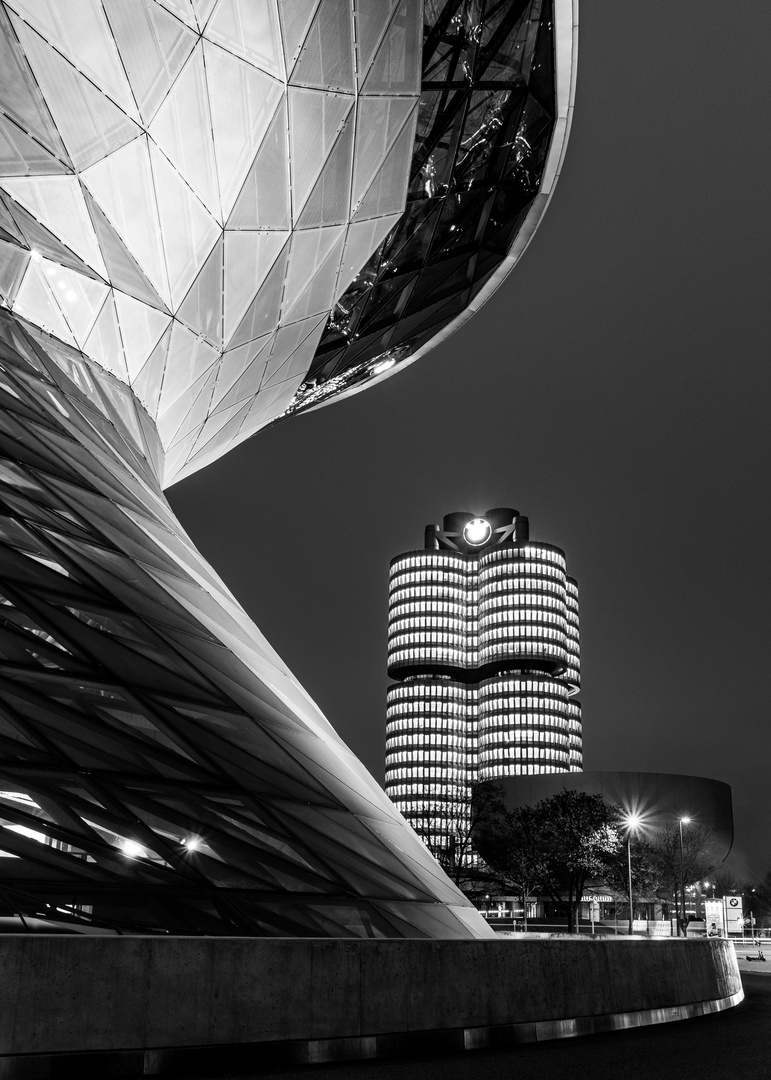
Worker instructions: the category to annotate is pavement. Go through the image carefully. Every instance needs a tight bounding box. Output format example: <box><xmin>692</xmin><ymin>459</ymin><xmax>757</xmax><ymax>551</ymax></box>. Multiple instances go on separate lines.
<box><xmin>192</xmin><ymin>970</ymin><xmax>771</xmax><ymax>1080</ymax></box>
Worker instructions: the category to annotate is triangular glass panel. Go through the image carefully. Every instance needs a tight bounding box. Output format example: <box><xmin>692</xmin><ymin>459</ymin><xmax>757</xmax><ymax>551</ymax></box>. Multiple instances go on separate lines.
<box><xmin>226</xmin><ymin>102</ymin><xmax>290</xmax><ymax>231</ymax></box>
<box><xmin>148</xmin><ymin>142</ymin><xmax>221</xmax><ymax>310</ymax></box>
<box><xmin>226</xmin><ymin>240</ymin><xmax>289</xmax><ymax>349</ymax></box>
<box><xmin>132</xmin><ymin>323</ymin><xmax>172</xmax><ymax>418</ymax></box>
<box><xmin>157</xmin><ymin>321</ymin><xmax>219</xmax><ymax>413</ymax></box>
<box><xmin>355</xmin><ymin>0</ymin><xmax>399</xmax><ymax>84</ymax></box>
<box><xmin>156</xmin><ymin>0</ymin><xmax>199</xmax><ymax>31</ymax></box>
<box><xmin>185</xmin><ymin>398</ymin><xmax>251</xmax><ymax>463</ymax></box>
<box><xmin>0</xmin><ymin>196</ymin><xmax>25</xmax><ymax>245</ymax></box>
<box><xmin>281</xmin><ymin>227</ymin><xmax>346</xmax><ymax>322</ymax></box>
<box><xmin>205</xmin><ymin>0</ymin><xmax>283</xmax><ymax>79</ymax></box>
<box><xmin>177</xmin><ymin>234</ymin><xmax>223</xmax><ymax>346</ymax></box>
<box><xmin>114</xmin><ymin>293</ymin><xmax>171</xmax><ymax>380</ymax></box>
<box><xmin>81</xmin><ymin>137</ymin><xmax>169</xmax><ymax>304</ymax></box>
<box><xmin>0</xmin><ymin>6</ymin><xmax>69</xmax><ymax>163</ymax></box>
<box><xmin>203</xmin><ymin>41</ymin><xmax>284</xmax><ymax>220</ymax></box>
<box><xmin>190</xmin><ymin>0</ymin><xmax>218</xmax><ymax>25</ymax></box>
<box><xmin>335</xmin><ymin>212</ymin><xmax>401</xmax><ymax>296</ymax></box>
<box><xmin>81</xmin><ymin>184</ymin><xmax>169</xmax><ymax>312</ymax></box>
<box><xmin>0</xmin><ymin>115</ymin><xmax>71</xmax><ymax>177</ymax></box>
<box><xmin>362</xmin><ymin>0</ymin><xmax>421</xmax><ymax>95</ymax></box>
<box><xmin>35</xmin><ymin>258</ymin><xmax>108</xmax><ymax>348</ymax></box>
<box><xmin>281</xmin><ymin>225</ymin><xmax>345</xmax><ymax>318</ymax></box>
<box><xmin>353</xmin><ymin>115</ymin><xmax>414</xmax><ymax>221</ymax></box>
<box><xmin>8</xmin><ymin>0</ymin><xmax>138</xmax><ymax>118</ymax></box>
<box><xmin>211</xmin><ymin>334</ymin><xmax>273</xmax><ymax>411</ymax></box>
<box><xmin>0</xmin><ymin>176</ymin><xmax>107</xmax><ymax>279</ymax></box>
<box><xmin>223</xmin><ymin>230</ymin><xmax>288</xmax><ymax>343</ymax></box>
<box><xmin>287</xmin><ymin>89</ymin><xmax>353</xmax><ymax>216</ymax></box>
<box><xmin>260</xmin><ymin>314</ymin><xmax>327</xmax><ymax>389</ymax></box>
<box><xmin>149</xmin><ymin>44</ymin><xmax>219</xmax><ymax>218</ymax></box>
<box><xmin>290</xmin><ymin>0</ymin><xmax>354</xmax><ymax>92</ymax></box>
<box><xmin>296</xmin><ymin>116</ymin><xmax>354</xmax><ymax>228</ymax></box>
<box><xmin>351</xmin><ymin>96</ymin><xmax>415</xmax><ymax>209</ymax></box>
<box><xmin>102</xmin><ymin>0</ymin><xmax>198</xmax><ymax>123</ymax></box>
<box><xmin>12</xmin><ymin>260</ymin><xmax>76</xmax><ymax>346</ymax></box>
<box><xmin>9</xmin><ymin>15</ymin><xmax>141</xmax><ymax>172</ymax></box>
<box><xmin>278</xmin><ymin>0</ymin><xmax>320</xmax><ymax>71</ymax></box>
<box><xmin>83</xmin><ymin>292</ymin><xmax>128</xmax><ymax>380</ymax></box>
<box><xmin>158</xmin><ymin>361</ymin><xmax>218</xmax><ymax>448</ymax></box>
<box><xmin>0</xmin><ymin>242</ymin><xmax>29</xmax><ymax>306</ymax></box>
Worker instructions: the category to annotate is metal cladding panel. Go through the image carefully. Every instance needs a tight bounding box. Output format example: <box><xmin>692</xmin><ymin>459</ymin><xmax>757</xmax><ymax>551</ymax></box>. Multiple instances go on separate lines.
<box><xmin>0</xmin><ymin>310</ymin><xmax>493</xmax><ymax>938</ymax></box>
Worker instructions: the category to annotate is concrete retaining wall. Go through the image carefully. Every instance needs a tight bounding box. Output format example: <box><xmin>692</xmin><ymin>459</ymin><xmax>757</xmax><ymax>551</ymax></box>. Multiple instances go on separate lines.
<box><xmin>0</xmin><ymin>936</ymin><xmax>742</xmax><ymax>1076</ymax></box>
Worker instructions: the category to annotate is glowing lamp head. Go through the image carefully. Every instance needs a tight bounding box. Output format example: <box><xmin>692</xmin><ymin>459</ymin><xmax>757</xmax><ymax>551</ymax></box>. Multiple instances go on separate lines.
<box><xmin>621</xmin><ymin>812</ymin><xmax>642</xmax><ymax>832</ymax></box>
<box><xmin>463</xmin><ymin>518</ymin><xmax>492</xmax><ymax>547</ymax></box>
<box><xmin>680</xmin><ymin>816</ymin><xmax>691</xmax><ymax>825</ymax></box>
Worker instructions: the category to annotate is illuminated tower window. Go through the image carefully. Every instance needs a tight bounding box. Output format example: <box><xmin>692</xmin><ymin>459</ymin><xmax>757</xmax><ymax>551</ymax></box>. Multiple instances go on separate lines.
<box><xmin>385</xmin><ymin>509</ymin><xmax>583</xmax><ymax>851</ymax></box>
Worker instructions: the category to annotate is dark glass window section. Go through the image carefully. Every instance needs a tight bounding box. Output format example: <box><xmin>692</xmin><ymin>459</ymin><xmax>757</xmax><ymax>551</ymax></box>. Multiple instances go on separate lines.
<box><xmin>286</xmin><ymin>0</ymin><xmax>555</xmax><ymax>417</ymax></box>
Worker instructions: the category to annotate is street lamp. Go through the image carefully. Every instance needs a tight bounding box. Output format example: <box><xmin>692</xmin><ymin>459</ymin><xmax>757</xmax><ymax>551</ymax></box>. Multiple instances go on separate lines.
<box><xmin>621</xmin><ymin>812</ymin><xmax>642</xmax><ymax>935</ymax></box>
<box><xmin>678</xmin><ymin>816</ymin><xmax>691</xmax><ymax>937</ymax></box>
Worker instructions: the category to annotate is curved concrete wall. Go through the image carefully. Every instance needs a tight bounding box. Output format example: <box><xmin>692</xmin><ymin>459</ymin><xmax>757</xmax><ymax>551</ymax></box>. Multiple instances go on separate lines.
<box><xmin>0</xmin><ymin>936</ymin><xmax>742</xmax><ymax>1076</ymax></box>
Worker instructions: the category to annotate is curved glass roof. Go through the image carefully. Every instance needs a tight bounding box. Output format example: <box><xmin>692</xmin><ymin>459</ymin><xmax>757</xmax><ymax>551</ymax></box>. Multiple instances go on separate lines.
<box><xmin>0</xmin><ymin>1</ymin><xmax>576</xmax><ymax>486</ymax></box>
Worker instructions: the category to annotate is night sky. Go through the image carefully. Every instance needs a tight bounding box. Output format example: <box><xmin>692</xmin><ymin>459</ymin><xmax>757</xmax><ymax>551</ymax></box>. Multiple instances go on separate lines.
<box><xmin>169</xmin><ymin>3</ymin><xmax>771</xmax><ymax>881</ymax></box>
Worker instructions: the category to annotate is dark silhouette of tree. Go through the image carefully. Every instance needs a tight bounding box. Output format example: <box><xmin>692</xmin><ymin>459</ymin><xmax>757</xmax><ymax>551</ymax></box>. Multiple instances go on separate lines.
<box><xmin>478</xmin><ymin>788</ymin><xmax>620</xmax><ymax>934</ymax></box>
<box><xmin>475</xmin><ymin>801</ymin><xmax>551</xmax><ymax>930</ymax></box>
<box><xmin>407</xmin><ymin>778</ymin><xmax>505</xmax><ymax>898</ymax></box>
<box><xmin>601</xmin><ymin>830</ymin><xmax>663</xmax><ymax>932</ymax></box>
<box><xmin>647</xmin><ymin>823</ymin><xmax>720</xmax><ymax>933</ymax></box>
<box><xmin>530</xmin><ymin>790</ymin><xmax>620</xmax><ymax>933</ymax></box>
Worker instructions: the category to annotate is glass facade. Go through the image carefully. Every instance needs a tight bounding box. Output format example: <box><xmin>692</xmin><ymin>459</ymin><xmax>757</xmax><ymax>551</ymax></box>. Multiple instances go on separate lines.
<box><xmin>386</xmin><ymin>509</ymin><xmax>582</xmax><ymax>843</ymax></box>
<box><xmin>0</xmin><ymin>0</ymin><xmax>574</xmax><ymax>486</ymax></box>
<box><xmin>0</xmin><ymin>2</ymin><xmax>576</xmax><ymax>936</ymax></box>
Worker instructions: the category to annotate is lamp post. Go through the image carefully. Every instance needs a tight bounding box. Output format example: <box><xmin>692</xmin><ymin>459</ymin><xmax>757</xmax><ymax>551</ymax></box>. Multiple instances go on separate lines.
<box><xmin>621</xmin><ymin>813</ymin><xmax>642</xmax><ymax>935</ymax></box>
<box><xmin>678</xmin><ymin>816</ymin><xmax>691</xmax><ymax>937</ymax></box>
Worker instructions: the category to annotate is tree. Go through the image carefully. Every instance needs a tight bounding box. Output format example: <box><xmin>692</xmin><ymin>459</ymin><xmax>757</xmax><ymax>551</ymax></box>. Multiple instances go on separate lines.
<box><xmin>475</xmin><ymin>802</ymin><xmax>551</xmax><ymax>930</ymax></box>
<box><xmin>407</xmin><ymin>777</ymin><xmax>504</xmax><ymax>899</ymax></box>
<box><xmin>647</xmin><ymin>823</ymin><xmax>720</xmax><ymax>933</ymax></box>
<box><xmin>601</xmin><ymin>830</ymin><xmax>663</xmax><ymax>933</ymax></box>
<box><xmin>532</xmin><ymin>790</ymin><xmax>620</xmax><ymax>933</ymax></box>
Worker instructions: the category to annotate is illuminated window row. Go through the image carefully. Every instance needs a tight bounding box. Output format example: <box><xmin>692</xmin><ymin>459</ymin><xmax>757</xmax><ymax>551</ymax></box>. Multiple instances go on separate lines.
<box><xmin>388</xmin><ymin>646</ymin><xmax>469</xmax><ymax>663</ymax></box>
<box><xmin>480</xmin><ymin>676</ymin><xmax>566</xmax><ymax>694</ymax></box>
<box><xmin>482</xmin><ymin>608</ymin><xmax>567</xmax><ymax>628</ymax></box>
<box><xmin>385</xmin><ymin>751</ymin><xmax>467</xmax><ymax>765</ymax></box>
<box><xmin>481</xmin><ymin>625</ymin><xmax>565</xmax><ymax>643</ymax></box>
<box><xmin>391</xmin><ymin>554</ymin><xmax>468</xmax><ymax>573</ymax></box>
<box><xmin>482</xmin><ymin>578</ymin><xmax>565</xmax><ymax>598</ymax></box>
<box><xmin>482</xmin><ymin>546</ymin><xmax>566</xmax><ymax>569</ymax></box>
<box><xmin>389</xmin><ymin>585</ymin><xmax>466</xmax><ymax>603</ymax></box>
<box><xmin>480</xmin><ymin>560</ymin><xmax>566</xmax><ymax>582</ymax></box>
<box><xmin>389</xmin><ymin>616</ymin><xmax>466</xmax><ymax>634</ymax></box>
<box><xmin>481</xmin><ymin>691</ymin><xmax>567</xmax><ymax>707</ymax></box>
<box><xmin>481</xmin><ymin>592</ymin><xmax>564</xmax><ymax>613</ymax></box>
<box><xmin>481</xmin><ymin>747</ymin><xmax>569</xmax><ymax>763</ymax></box>
<box><xmin>386</xmin><ymin>767</ymin><xmax>467</xmax><ymax>782</ymax></box>
<box><xmin>386</xmin><ymin>732</ymin><xmax>467</xmax><ymax>747</ymax></box>
<box><xmin>481</xmin><ymin>730</ymin><xmax>569</xmax><ymax>748</ymax></box>
<box><xmin>387</xmin><ymin>682</ymin><xmax>472</xmax><ymax>699</ymax></box>
<box><xmin>388</xmin><ymin>633</ymin><xmax>466</xmax><ymax>652</ymax></box>
<box><xmin>390</xmin><ymin>569</ymin><xmax>467</xmax><ymax>591</ymax></box>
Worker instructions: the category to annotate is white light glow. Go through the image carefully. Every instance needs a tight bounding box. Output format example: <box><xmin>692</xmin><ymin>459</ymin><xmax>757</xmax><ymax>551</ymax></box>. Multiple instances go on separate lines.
<box><xmin>372</xmin><ymin>359</ymin><xmax>396</xmax><ymax>376</ymax></box>
<box><xmin>121</xmin><ymin>839</ymin><xmax>146</xmax><ymax>859</ymax></box>
<box><xmin>463</xmin><ymin>518</ymin><xmax>491</xmax><ymax>546</ymax></box>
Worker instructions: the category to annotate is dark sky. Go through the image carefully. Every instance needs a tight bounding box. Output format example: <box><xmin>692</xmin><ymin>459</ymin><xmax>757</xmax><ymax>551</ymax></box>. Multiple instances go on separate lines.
<box><xmin>169</xmin><ymin>3</ymin><xmax>771</xmax><ymax>882</ymax></box>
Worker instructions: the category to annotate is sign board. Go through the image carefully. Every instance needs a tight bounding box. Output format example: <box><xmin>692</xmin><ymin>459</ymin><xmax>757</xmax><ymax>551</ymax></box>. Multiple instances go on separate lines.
<box><xmin>724</xmin><ymin>895</ymin><xmax>744</xmax><ymax>935</ymax></box>
<box><xmin>704</xmin><ymin>899</ymin><xmax>725</xmax><ymax>936</ymax></box>
<box><xmin>581</xmin><ymin>895</ymin><xmax>612</xmax><ymax>903</ymax></box>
